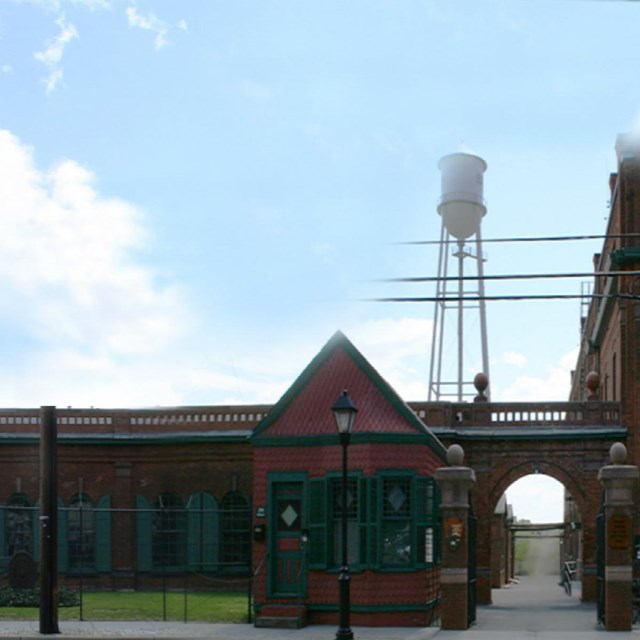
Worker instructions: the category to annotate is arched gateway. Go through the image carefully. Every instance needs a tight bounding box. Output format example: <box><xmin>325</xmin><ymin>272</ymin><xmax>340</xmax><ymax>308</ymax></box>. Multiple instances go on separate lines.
<box><xmin>412</xmin><ymin>379</ymin><xmax>625</xmax><ymax>609</ymax></box>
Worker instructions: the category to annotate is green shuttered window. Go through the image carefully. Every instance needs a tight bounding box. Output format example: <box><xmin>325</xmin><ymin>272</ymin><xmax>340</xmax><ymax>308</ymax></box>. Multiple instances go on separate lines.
<box><xmin>307</xmin><ymin>474</ymin><xmax>439</xmax><ymax>571</ymax></box>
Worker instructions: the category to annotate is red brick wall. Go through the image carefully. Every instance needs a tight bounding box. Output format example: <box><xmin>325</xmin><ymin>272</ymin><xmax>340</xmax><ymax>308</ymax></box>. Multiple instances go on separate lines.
<box><xmin>252</xmin><ymin>440</ymin><xmax>443</xmax><ymax>626</ymax></box>
<box><xmin>0</xmin><ymin>437</ymin><xmax>253</xmax><ymax>590</ymax></box>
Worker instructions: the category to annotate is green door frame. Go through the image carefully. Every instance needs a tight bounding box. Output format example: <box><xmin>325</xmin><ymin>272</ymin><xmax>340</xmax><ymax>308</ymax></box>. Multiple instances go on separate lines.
<box><xmin>268</xmin><ymin>471</ymin><xmax>308</xmax><ymax>598</ymax></box>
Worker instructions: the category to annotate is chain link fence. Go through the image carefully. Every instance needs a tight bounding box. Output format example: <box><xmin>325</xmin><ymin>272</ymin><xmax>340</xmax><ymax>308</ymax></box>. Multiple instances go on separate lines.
<box><xmin>0</xmin><ymin>501</ymin><xmax>254</xmax><ymax>622</ymax></box>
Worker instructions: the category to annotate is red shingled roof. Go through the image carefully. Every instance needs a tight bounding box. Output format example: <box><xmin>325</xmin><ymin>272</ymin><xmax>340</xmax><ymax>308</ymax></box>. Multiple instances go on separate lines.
<box><xmin>253</xmin><ymin>332</ymin><xmax>441</xmax><ymax>446</ymax></box>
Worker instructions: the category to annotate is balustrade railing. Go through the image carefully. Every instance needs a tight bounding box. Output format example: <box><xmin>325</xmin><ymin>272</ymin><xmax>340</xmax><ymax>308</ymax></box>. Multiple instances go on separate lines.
<box><xmin>408</xmin><ymin>400</ymin><xmax>621</xmax><ymax>429</ymax></box>
<box><xmin>0</xmin><ymin>400</ymin><xmax>622</xmax><ymax>435</ymax></box>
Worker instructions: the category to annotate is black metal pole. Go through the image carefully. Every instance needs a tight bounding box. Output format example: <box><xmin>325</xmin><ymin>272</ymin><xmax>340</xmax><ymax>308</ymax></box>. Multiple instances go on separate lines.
<box><xmin>336</xmin><ymin>432</ymin><xmax>353</xmax><ymax>640</ymax></box>
<box><xmin>39</xmin><ymin>405</ymin><xmax>59</xmax><ymax>634</ymax></box>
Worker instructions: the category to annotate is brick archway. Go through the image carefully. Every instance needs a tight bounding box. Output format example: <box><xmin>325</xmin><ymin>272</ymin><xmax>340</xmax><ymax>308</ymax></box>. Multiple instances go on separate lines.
<box><xmin>465</xmin><ymin>440</ymin><xmax>610</xmax><ymax>605</ymax></box>
<box><xmin>488</xmin><ymin>460</ymin><xmax>586</xmax><ymax>520</ymax></box>
<box><xmin>413</xmin><ymin>397</ymin><xmax>626</xmax><ymax>607</ymax></box>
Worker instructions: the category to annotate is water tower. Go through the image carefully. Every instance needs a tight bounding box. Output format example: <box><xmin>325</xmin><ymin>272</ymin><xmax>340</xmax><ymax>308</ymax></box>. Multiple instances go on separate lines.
<box><xmin>428</xmin><ymin>151</ymin><xmax>490</xmax><ymax>401</ymax></box>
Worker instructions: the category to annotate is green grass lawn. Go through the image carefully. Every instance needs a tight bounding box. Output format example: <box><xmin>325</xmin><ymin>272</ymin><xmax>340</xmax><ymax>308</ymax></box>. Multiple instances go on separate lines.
<box><xmin>0</xmin><ymin>592</ymin><xmax>249</xmax><ymax>623</ymax></box>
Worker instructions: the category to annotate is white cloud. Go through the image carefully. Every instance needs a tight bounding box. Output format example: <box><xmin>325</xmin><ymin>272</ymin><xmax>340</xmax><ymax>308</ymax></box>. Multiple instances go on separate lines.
<box><xmin>495</xmin><ymin>347</ymin><xmax>578</xmax><ymax>401</ymax></box>
<box><xmin>347</xmin><ymin>317</ymin><xmax>432</xmax><ymax>400</ymax></box>
<box><xmin>33</xmin><ymin>15</ymin><xmax>78</xmax><ymax>93</ymax></box>
<box><xmin>501</xmin><ymin>350</ymin><xmax>527</xmax><ymax>368</ymax></box>
<box><xmin>178</xmin><ymin>318</ymin><xmax>434</xmax><ymax>407</ymax></box>
<box><xmin>2</xmin><ymin>64</ymin><xmax>14</xmax><ymax>74</ymax></box>
<box><xmin>125</xmin><ymin>6</ymin><xmax>168</xmax><ymax>50</ymax></box>
<box><xmin>0</xmin><ymin>130</ymin><xmax>187</xmax><ymax>360</ymax></box>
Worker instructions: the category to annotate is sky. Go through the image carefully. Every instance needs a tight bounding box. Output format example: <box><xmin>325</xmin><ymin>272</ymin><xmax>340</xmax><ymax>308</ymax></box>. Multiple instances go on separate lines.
<box><xmin>2</xmin><ymin>0</ymin><xmax>640</xmax><ymax>523</ymax></box>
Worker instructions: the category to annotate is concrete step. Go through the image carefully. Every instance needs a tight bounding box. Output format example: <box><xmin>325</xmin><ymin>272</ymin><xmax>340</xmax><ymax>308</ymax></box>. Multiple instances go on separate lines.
<box><xmin>255</xmin><ymin>604</ymin><xmax>308</xmax><ymax>629</ymax></box>
<box><xmin>254</xmin><ymin>615</ymin><xmax>301</xmax><ymax>629</ymax></box>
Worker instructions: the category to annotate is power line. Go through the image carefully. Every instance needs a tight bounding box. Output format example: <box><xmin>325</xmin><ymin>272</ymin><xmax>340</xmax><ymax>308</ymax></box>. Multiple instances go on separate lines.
<box><xmin>399</xmin><ymin>233</ymin><xmax>640</xmax><ymax>246</ymax></box>
<box><xmin>381</xmin><ymin>270</ymin><xmax>640</xmax><ymax>284</ymax></box>
<box><xmin>368</xmin><ymin>293</ymin><xmax>640</xmax><ymax>303</ymax></box>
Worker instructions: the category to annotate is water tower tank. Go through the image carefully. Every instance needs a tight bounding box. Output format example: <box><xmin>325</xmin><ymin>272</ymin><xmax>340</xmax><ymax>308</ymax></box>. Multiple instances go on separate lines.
<box><xmin>437</xmin><ymin>152</ymin><xmax>487</xmax><ymax>240</ymax></box>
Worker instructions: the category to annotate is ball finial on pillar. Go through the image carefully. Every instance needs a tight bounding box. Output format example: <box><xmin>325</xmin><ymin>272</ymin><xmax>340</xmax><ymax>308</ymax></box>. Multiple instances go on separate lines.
<box><xmin>447</xmin><ymin>444</ymin><xmax>465</xmax><ymax>466</ymax></box>
<box><xmin>610</xmin><ymin>442</ymin><xmax>627</xmax><ymax>465</ymax></box>
<box><xmin>473</xmin><ymin>372</ymin><xmax>489</xmax><ymax>403</ymax></box>
<box><xmin>585</xmin><ymin>371</ymin><xmax>600</xmax><ymax>400</ymax></box>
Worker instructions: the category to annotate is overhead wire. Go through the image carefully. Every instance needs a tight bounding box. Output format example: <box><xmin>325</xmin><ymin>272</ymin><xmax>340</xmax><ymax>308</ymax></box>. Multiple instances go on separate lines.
<box><xmin>370</xmin><ymin>293</ymin><xmax>640</xmax><ymax>303</ymax></box>
<box><xmin>380</xmin><ymin>270</ymin><xmax>640</xmax><ymax>284</ymax></box>
<box><xmin>398</xmin><ymin>233</ymin><xmax>640</xmax><ymax>246</ymax></box>
<box><xmin>374</xmin><ymin>233</ymin><xmax>640</xmax><ymax>303</ymax></box>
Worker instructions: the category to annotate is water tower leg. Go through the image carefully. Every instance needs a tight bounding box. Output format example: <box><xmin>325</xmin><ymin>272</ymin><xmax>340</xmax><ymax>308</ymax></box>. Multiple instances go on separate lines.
<box><xmin>429</xmin><ymin>223</ymin><xmax>447</xmax><ymax>401</ymax></box>
<box><xmin>475</xmin><ymin>227</ymin><xmax>490</xmax><ymax>399</ymax></box>
<box><xmin>457</xmin><ymin>240</ymin><xmax>465</xmax><ymax>402</ymax></box>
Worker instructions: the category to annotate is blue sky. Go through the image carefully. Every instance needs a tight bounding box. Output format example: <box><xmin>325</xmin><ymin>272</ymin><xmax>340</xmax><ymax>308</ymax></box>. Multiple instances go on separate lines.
<box><xmin>2</xmin><ymin>0</ymin><xmax>639</xmax><ymax>520</ymax></box>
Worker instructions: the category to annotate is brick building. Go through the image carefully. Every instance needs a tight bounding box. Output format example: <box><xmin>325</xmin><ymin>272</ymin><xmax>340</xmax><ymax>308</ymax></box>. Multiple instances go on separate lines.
<box><xmin>250</xmin><ymin>331</ymin><xmax>446</xmax><ymax>627</ymax></box>
<box><xmin>0</xmin><ymin>405</ymin><xmax>267</xmax><ymax>590</ymax></box>
<box><xmin>1</xmin><ymin>134</ymin><xmax>639</xmax><ymax>629</ymax></box>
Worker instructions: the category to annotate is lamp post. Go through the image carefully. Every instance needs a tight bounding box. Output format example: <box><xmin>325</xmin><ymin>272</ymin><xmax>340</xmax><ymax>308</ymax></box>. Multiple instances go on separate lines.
<box><xmin>332</xmin><ymin>390</ymin><xmax>358</xmax><ymax>640</ymax></box>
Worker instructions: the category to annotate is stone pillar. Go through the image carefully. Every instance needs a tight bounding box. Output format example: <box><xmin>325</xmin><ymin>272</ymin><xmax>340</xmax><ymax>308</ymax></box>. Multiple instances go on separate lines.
<box><xmin>435</xmin><ymin>444</ymin><xmax>476</xmax><ymax>630</ymax></box>
<box><xmin>598</xmin><ymin>442</ymin><xmax>638</xmax><ymax>631</ymax></box>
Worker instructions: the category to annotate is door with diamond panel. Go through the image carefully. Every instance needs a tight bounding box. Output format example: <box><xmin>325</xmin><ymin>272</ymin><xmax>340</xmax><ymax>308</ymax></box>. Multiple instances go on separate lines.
<box><xmin>270</xmin><ymin>481</ymin><xmax>306</xmax><ymax>596</ymax></box>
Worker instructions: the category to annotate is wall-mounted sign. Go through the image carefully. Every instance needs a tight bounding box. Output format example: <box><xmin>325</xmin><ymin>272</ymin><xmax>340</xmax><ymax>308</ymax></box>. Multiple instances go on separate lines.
<box><xmin>445</xmin><ymin>516</ymin><xmax>465</xmax><ymax>550</ymax></box>
<box><xmin>255</xmin><ymin>506</ymin><xmax>266</xmax><ymax>518</ymax></box>
<box><xmin>609</xmin><ymin>515</ymin><xmax>631</xmax><ymax>550</ymax></box>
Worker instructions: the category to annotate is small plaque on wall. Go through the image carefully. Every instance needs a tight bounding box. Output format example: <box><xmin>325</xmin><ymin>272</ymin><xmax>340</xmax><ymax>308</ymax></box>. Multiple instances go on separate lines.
<box><xmin>445</xmin><ymin>516</ymin><xmax>465</xmax><ymax>550</ymax></box>
<box><xmin>608</xmin><ymin>515</ymin><xmax>631</xmax><ymax>549</ymax></box>
<box><xmin>255</xmin><ymin>506</ymin><xmax>266</xmax><ymax>518</ymax></box>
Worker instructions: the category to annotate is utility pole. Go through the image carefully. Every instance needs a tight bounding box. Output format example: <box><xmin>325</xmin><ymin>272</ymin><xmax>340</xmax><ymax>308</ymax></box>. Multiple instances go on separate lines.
<box><xmin>39</xmin><ymin>405</ymin><xmax>59</xmax><ymax>635</ymax></box>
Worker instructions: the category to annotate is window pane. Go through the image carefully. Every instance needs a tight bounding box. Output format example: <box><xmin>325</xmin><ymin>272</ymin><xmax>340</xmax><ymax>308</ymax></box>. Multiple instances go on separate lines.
<box><xmin>332</xmin><ymin>520</ymin><xmax>359</xmax><ymax>565</ymax></box>
<box><xmin>153</xmin><ymin>494</ymin><xmax>186</xmax><ymax>571</ymax></box>
<box><xmin>331</xmin><ymin>478</ymin><xmax>359</xmax><ymax>566</ymax></box>
<box><xmin>6</xmin><ymin>495</ymin><xmax>33</xmax><ymax>556</ymax></box>
<box><xmin>381</xmin><ymin>477</ymin><xmax>413</xmax><ymax>567</ymax></box>
<box><xmin>383</xmin><ymin>479</ymin><xmax>411</xmax><ymax>517</ymax></box>
<box><xmin>221</xmin><ymin>492</ymin><xmax>250</xmax><ymax>572</ymax></box>
<box><xmin>68</xmin><ymin>495</ymin><xmax>96</xmax><ymax>571</ymax></box>
<box><xmin>382</xmin><ymin>521</ymin><xmax>411</xmax><ymax>565</ymax></box>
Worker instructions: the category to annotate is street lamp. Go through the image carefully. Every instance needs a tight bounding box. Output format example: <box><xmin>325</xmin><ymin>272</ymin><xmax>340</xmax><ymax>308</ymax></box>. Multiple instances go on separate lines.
<box><xmin>332</xmin><ymin>390</ymin><xmax>358</xmax><ymax>640</ymax></box>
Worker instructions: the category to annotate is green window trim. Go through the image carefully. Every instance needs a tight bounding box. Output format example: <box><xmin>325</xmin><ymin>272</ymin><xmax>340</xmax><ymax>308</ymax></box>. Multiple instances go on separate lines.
<box><xmin>187</xmin><ymin>492</ymin><xmax>219</xmax><ymax>572</ymax></box>
<box><xmin>308</xmin><ymin>478</ymin><xmax>327</xmax><ymax>569</ymax></box>
<box><xmin>307</xmin><ymin>472</ymin><xmax>439</xmax><ymax>573</ymax></box>
<box><xmin>366</xmin><ymin>476</ymin><xmax>379</xmax><ymax>569</ymax></box>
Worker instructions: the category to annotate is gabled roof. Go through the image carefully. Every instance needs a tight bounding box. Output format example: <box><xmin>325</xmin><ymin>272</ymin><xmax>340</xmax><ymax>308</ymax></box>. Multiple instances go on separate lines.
<box><xmin>252</xmin><ymin>331</ymin><xmax>446</xmax><ymax>456</ymax></box>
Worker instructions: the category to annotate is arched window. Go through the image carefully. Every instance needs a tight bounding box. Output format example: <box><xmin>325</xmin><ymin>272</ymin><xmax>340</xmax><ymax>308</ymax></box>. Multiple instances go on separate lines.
<box><xmin>220</xmin><ymin>492</ymin><xmax>250</xmax><ymax>573</ymax></box>
<box><xmin>68</xmin><ymin>494</ymin><xmax>96</xmax><ymax>572</ymax></box>
<box><xmin>5</xmin><ymin>494</ymin><xmax>34</xmax><ymax>557</ymax></box>
<box><xmin>152</xmin><ymin>493</ymin><xmax>186</xmax><ymax>572</ymax></box>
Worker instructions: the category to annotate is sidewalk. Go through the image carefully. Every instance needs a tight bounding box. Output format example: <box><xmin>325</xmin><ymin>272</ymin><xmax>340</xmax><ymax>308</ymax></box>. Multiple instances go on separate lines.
<box><xmin>0</xmin><ymin>620</ymin><xmax>439</xmax><ymax>640</ymax></box>
<box><xmin>1</xmin><ymin>576</ymin><xmax>639</xmax><ymax>639</ymax></box>
<box><xmin>440</xmin><ymin>574</ymin><xmax>639</xmax><ymax>639</ymax></box>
